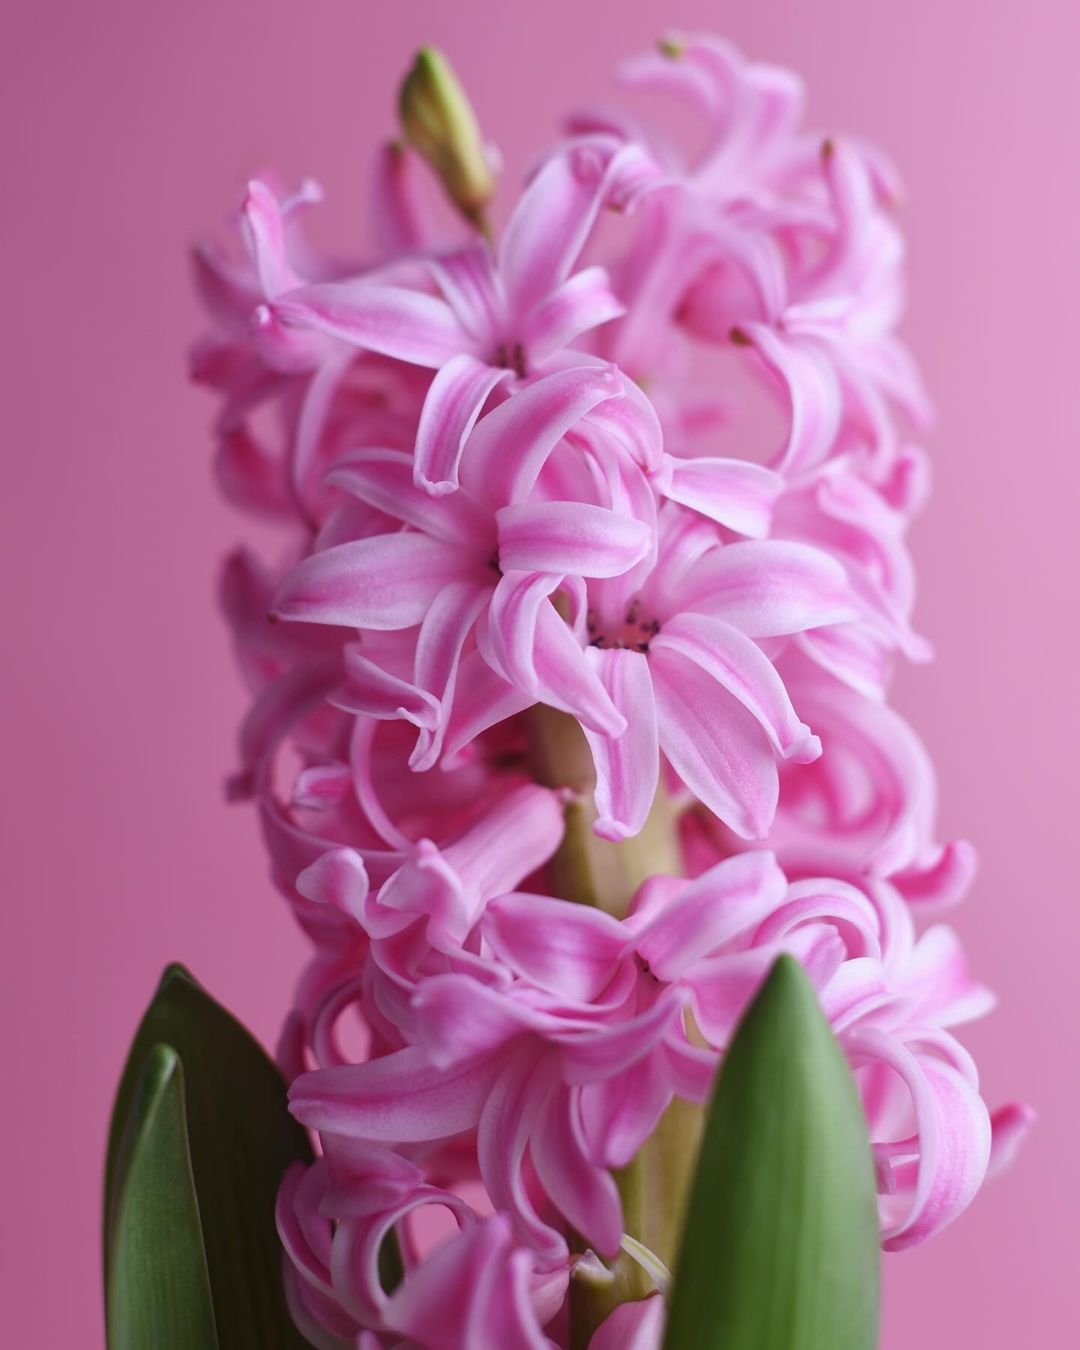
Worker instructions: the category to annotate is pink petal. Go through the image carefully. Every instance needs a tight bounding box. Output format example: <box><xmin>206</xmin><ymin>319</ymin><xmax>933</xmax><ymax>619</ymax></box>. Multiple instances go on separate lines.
<box><xmin>415</xmin><ymin>354</ymin><xmax>511</xmax><ymax>496</ymax></box>
<box><xmin>461</xmin><ymin>365</ymin><xmax>624</xmax><ymax>508</ymax></box>
<box><xmin>275</xmin><ymin>282</ymin><xmax>469</xmax><ymax>366</ymax></box>
<box><xmin>738</xmin><ymin>323</ymin><xmax>841</xmax><ymax>473</ymax></box>
<box><xmin>478</xmin><ymin>1054</ymin><xmax>568</xmax><ymax>1261</ymax></box>
<box><xmin>273</xmin><ymin>533</ymin><xmax>477</xmax><ymax>630</ymax></box>
<box><xmin>636</xmin><ymin>851</ymin><xmax>788</xmax><ymax>980</ymax></box>
<box><xmin>496</xmin><ymin>501</ymin><xmax>652</xmax><ymax>578</ymax></box>
<box><xmin>531</xmin><ymin>1088</ymin><xmax>623</xmax><ymax>1257</ymax></box>
<box><xmin>442</xmin><ymin>783</ymin><xmax>567</xmax><ymax>897</ymax></box>
<box><xmin>484</xmin><ymin>892</ymin><xmax>628</xmax><ymax>1002</ymax></box>
<box><xmin>371</xmin><ymin>142</ymin><xmax>431</xmax><ymax>257</ymax></box>
<box><xmin>560</xmin><ymin>992</ymin><xmax>685</xmax><ymax>1085</ymax></box>
<box><xmin>383</xmin><ymin>1215</ymin><xmax>552</xmax><ymax>1350</ymax></box>
<box><xmin>326</xmin><ymin>449</ymin><xmax>489</xmax><ymax>545</ymax></box>
<box><xmin>589</xmin><ymin>1296</ymin><xmax>665</xmax><ymax>1350</ymax></box>
<box><xmin>525</xmin><ymin>265</ymin><xmax>625</xmax><ymax>360</ymax></box>
<box><xmin>289</xmin><ymin>1047</ymin><xmax>501</xmax><ymax>1141</ymax></box>
<box><xmin>660</xmin><ymin>456</ymin><xmax>781</xmax><ymax>538</ymax></box>
<box><xmin>332</xmin><ymin>645</ymin><xmax>440</xmax><ymax>727</ymax></box>
<box><xmin>296</xmin><ymin>848</ymin><xmax>369</xmax><ymax>922</ymax></box>
<box><xmin>582</xmin><ymin>648</ymin><xmax>659</xmax><ymax>841</ymax></box>
<box><xmin>685</xmin><ymin>947</ymin><xmax>791</xmax><ymax>1046</ymax></box>
<box><xmin>241</xmin><ymin>179</ymin><xmax>300</xmax><ymax>298</ymax></box>
<box><xmin>291</xmin><ymin>352</ymin><xmax>352</xmax><ymax>502</ymax></box>
<box><xmin>579</xmin><ymin>1053</ymin><xmax>673</xmax><ymax>1169</ymax></box>
<box><xmin>409</xmin><ymin>581</ymin><xmax>491</xmax><ymax>769</ymax></box>
<box><xmin>412</xmin><ymin>976</ymin><xmax>551</xmax><ymax>1068</ymax></box>
<box><xmin>440</xmin><ymin>652</ymin><xmax>536</xmax><ymax>762</ymax></box>
<box><xmin>483</xmin><ymin>572</ymin><xmax>625</xmax><ymax>736</ymax></box>
<box><xmin>987</xmin><ymin>1103</ymin><xmax>1036</xmax><ymax>1179</ymax></box>
<box><xmin>891</xmin><ymin>840</ymin><xmax>978</xmax><ymax>911</ymax></box>
<box><xmin>899</xmin><ymin>925</ymin><xmax>996</xmax><ymax>1028</ymax></box>
<box><xmin>850</xmin><ymin>1027</ymin><xmax>992</xmax><ymax>1250</ymax></box>
<box><xmin>428</xmin><ymin>241</ymin><xmax>506</xmax><ymax>341</ymax></box>
<box><xmin>579</xmin><ymin>374</ymin><xmax>665</xmax><ymax>472</ymax></box>
<box><xmin>650</xmin><ymin>643</ymin><xmax>778</xmax><ymax>838</ymax></box>
<box><xmin>652</xmin><ymin>613</ymin><xmax>820</xmax><ymax>762</ymax></box>
<box><xmin>678</xmin><ymin>540</ymin><xmax>855</xmax><ymax>637</ymax></box>
<box><xmin>500</xmin><ymin>150</ymin><xmax>611</xmax><ymax>317</ymax></box>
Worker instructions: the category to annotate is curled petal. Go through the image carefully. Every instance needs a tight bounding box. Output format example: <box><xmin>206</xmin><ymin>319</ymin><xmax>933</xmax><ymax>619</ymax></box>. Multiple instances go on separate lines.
<box><xmin>525</xmin><ymin>265</ymin><xmax>625</xmax><ymax>360</ymax></box>
<box><xmin>532</xmin><ymin>1088</ymin><xmax>623</xmax><ymax>1257</ymax></box>
<box><xmin>679</xmin><ymin>539</ymin><xmax>855</xmax><ymax>637</ymax></box>
<box><xmin>333</xmin><ymin>646</ymin><xmax>440</xmax><ymax>728</ymax></box>
<box><xmin>484</xmin><ymin>892</ymin><xmax>629</xmax><ymax>1002</ymax></box>
<box><xmin>650</xmin><ymin>643</ymin><xmax>778</xmax><ymax>838</ymax></box>
<box><xmin>461</xmin><ymin>364</ymin><xmax>624</xmax><ymax>507</ymax></box>
<box><xmin>383</xmin><ymin>1214</ymin><xmax>554</xmax><ymax>1350</ymax></box>
<box><xmin>501</xmin><ymin>150</ymin><xmax>612</xmax><ymax>316</ymax></box>
<box><xmin>987</xmin><ymin>1103</ymin><xmax>1036</xmax><ymax>1180</ymax></box>
<box><xmin>497</xmin><ymin>501</ymin><xmax>652</xmax><ymax>578</ymax></box>
<box><xmin>327</xmin><ymin>449</ymin><xmax>489</xmax><ymax>545</ymax></box>
<box><xmin>582</xmin><ymin>648</ymin><xmax>659</xmax><ymax>841</ymax></box>
<box><xmin>659</xmin><ymin>455</ymin><xmax>781</xmax><ymax>538</ymax></box>
<box><xmin>440</xmin><ymin>652</ymin><xmax>536</xmax><ymax>762</ymax></box>
<box><xmin>442</xmin><ymin>782</ymin><xmax>567</xmax><ymax>897</ymax></box>
<box><xmin>589</xmin><ymin>1296</ymin><xmax>665</xmax><ymax>1350</ymax></box>
<box><xmin>850</xmin><ymin>1026</ymin><xmax>992</xmax><ymax>1250</ymax></box>
<box><xmin>484</xmin><ymin>572</ymin><xmax>625</xmax><ymax>736</ymax></box>
<box><xmin>653</xmin><ymin>612</ymin><xmax>820</xmax><ymax>762</ymax></box>
<box><xmin>273</xmin><ymin>534</ymin><xmax>479</xmax><ymax>630</ymax></box>
<box><xmin>275</xmin><ymin>282</ymin><xmax>469</xmax><ymax>366</ymax></box>
<box><xmin>478</xmin><ymin>1054</ymin><xmax>568</xmax><ymax>1261</ymax></box>
<box><xmin>900</xmin><ymin>925</ymin><xmax>996</xmax><ymax>1028</ymax></box>
<box><xmin>579</xmin><ymin>1053</ymin><xmax>673</xmax><ymax>1170</ymax></box>
<box><xmin>241</xmin><ymin>179</ymin><xmax>300</xmax><ymax>298</ymax></box>
<box><xmin>296</xmin><ymin>848</ymin><xmax>369</xmax><ymax>923</ymax></box>
<box><xmin>738</xmin><ymin>324</ymin><xmax>842</xmax><ymax>474</ymax></box>
<box><xmin>413</xmin><ymin>976</ymin><xmax>553</xmax><ymax>1068</ymax></box>
<box><xmin>410</xmin><ymin>581</ymin><xmax>491</xmax><ymax>768</ymax></box>
<box><xmin>415</xmin><ymin>354</ymin><xmax>511</xmax><ymax>495</ymax></box>
<box><xmin>289</xmin><ymin>1047</ymin><xmax>501</xmax><ymax>1141</ymax></box>
<box><xmin>428</xmin><ymin>241</ymin><xmax>506</xmax><ymax>341</ymax></box>
<box><xmin>636</xmin><ymin>851</ymin><xmax>788</xmax><ymax>980</ymax></box>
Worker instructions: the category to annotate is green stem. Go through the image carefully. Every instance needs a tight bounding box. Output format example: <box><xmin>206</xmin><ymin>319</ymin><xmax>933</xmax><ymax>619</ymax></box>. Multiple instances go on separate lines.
<box><xmin>525</xmin><ymin>705</ymin><xmax>703</xmax><ymax>1336</ymax></box>
<box><xmin>527</xmin><ymin>704</ymin><xmax>681</xmax><ymax>916</ymax></box>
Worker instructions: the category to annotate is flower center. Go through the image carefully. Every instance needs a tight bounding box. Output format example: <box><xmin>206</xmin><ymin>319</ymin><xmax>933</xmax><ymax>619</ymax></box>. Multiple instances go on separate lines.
<box><xmin>587</xmin><ymin>599</ymin><xmax>660</xmax><ymax>653</ymax></box>
<box><xmin>493</xmin><ymin>340</ymin><xmax>528</xmax><ymax>379</ymax></box>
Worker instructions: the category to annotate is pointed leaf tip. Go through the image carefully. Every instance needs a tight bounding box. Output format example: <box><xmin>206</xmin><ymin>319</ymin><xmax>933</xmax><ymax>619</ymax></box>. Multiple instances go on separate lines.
<box><xmin>105</xmin><ymin>967</ymin><xmax>313</xmax><ymax>1347</ymax></box>
<box><xmin>105</xmin><ymin>1046</ymin><xmax>219</xmax><ymax>1349</ymax></box>
<box><xmin>663</xmin><ymin>954</ymin><xmax>880</xmax><ymax>1350</ymax></box>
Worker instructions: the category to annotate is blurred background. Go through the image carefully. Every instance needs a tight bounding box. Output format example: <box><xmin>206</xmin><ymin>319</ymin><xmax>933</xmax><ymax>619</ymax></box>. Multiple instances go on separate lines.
<box><xmin>2</xmin><ymin>1</ymin><xmax>1076</xmax><ymax>1344</ymax></box>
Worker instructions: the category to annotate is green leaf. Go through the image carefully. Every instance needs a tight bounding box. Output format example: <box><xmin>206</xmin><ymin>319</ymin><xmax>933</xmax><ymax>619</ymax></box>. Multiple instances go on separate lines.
<box><xmin>106</xmin><ymin>1046</ymin><xmax>219</xmax><ymax>1349</ymax></box>
<box><xmin>104</xmin><ymin>965</ymin><xmax>313</xmax><ymax>1348</ymax></box>
<box><xmin>663</xmin><ymin>954</ymin><xmax>880</xmax><ymax>1350</ymax></box>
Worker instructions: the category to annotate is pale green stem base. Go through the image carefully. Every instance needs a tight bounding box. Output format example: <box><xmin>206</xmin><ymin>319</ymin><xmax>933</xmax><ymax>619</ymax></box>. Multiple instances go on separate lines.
<box><xmin>526</xmin><ymin>706</ymin><xmax>703</xmax><ymax>1340</ymax></box>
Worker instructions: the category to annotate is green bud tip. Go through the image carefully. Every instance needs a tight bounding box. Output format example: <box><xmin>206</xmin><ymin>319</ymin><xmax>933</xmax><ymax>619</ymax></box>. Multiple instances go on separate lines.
<box><xmin>398</xmin><ymin>46</ymin><xmax>494</xmax><ymax>228</ymax></box>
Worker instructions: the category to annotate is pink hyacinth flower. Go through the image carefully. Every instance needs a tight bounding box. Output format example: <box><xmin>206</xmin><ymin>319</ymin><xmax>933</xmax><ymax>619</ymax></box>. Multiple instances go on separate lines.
<box><xmin>270</xmin><ymin>143</ymin><xmax>659</xmax><ymax>496</ymax></box>
<box><xmin>272</xmin><ymin>363</ymin><xmax>661</xmax><ymax>764</ymax></box>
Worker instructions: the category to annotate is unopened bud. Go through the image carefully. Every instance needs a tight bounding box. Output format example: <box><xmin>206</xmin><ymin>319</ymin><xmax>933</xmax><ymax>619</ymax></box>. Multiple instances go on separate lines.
<box><xmin>398</xmin><ymin>47</ymin><xmax>494</xmax><ymax>229</ymax></box>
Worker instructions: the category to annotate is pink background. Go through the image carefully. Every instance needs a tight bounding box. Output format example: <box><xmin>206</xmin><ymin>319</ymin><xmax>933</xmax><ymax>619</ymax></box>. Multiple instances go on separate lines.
<box><xmin>3</xmin><ymin>1</ymin><xmax>1076</xmax><ymax>1343</ymax></box>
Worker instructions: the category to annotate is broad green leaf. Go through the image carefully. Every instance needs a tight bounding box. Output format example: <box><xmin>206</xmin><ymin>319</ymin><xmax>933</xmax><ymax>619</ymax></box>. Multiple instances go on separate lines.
<box><xmin>663</xmin><ymin>954</ymin><xmax>880</xmax><ymax>1350</ymax></box>
<box><xmin>106</xmin><ymin>1046</ymin><xmax>219</xmax><ymax>1349</ymax></box>
<box><xmin>105</xmin><ymin>965</ymin><xmax>313</xmax><ymax>1348</ymax></box>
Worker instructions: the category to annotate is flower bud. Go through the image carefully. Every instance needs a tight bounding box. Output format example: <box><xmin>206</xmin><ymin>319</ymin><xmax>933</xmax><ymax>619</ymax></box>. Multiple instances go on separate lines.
<box><xmin>398</xmin><ymin>47</ymin><xmax>494</xmax><ymax>228</ymax></box>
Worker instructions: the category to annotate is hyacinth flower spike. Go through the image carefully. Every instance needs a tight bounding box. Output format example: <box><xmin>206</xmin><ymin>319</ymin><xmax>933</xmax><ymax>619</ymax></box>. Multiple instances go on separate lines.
<box><xmin>110</xmin><ymin>34</ymin><xmax>1041</xmax><ymax>1350</ymax></box>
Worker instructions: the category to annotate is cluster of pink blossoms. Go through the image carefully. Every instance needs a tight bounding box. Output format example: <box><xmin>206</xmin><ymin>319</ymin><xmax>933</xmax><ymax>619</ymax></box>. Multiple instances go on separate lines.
<box><xmin>193</xmin><ymin>35</ymin><xmax>1030</xmax><ymax>1350</ymax></box>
